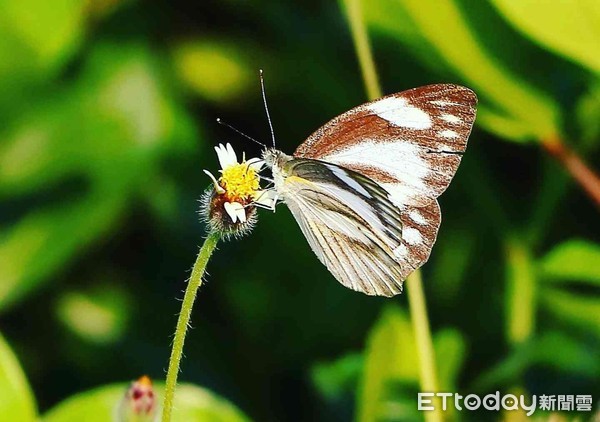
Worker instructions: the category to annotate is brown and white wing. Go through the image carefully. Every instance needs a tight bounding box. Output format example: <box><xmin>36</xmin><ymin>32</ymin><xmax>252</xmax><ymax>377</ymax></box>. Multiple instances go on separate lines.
<box><xmin>280</xmin><ymin>159</ymin><xmax>439</xmax><ymax>297</ymax></box>
<box><xmin>294</xmin><ymin>84</ymin><xmax>477</xmax><ymax>207</ymax></box>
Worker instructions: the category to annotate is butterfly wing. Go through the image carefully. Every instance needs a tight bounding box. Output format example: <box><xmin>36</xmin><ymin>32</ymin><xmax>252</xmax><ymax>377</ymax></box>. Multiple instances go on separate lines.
<box><xmin>294</xmin><ymin>84</ymin><xmax>477</xmax><ymax>207</ymax></box>
<box><xmin>278</xmin><ymin>158</ymin><xmax>439</xmax><ymax>296</ymax></box>
<box><xmin>292</xmin><ymin>84</ymin><xmax>475</xmax><ymax>286</ymax></box>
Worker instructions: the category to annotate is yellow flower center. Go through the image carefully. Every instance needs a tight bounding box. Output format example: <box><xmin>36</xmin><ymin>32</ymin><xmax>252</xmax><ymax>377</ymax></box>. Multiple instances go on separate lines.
<box><xmin>220</xmin><ymin>162</ymin><xmax>260</xmax><ymax>199</ymax></box>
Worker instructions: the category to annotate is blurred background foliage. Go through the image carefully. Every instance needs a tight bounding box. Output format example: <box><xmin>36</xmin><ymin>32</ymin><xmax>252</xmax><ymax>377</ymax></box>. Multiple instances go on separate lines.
<box><xmin>0</xmin><ymin>0</ymin><xmax>598</xmax><ymax>421</ymax></box>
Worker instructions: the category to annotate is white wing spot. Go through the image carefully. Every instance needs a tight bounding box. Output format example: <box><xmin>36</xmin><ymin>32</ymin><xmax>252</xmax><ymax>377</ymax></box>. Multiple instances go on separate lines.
<box><xmin>431</xmin><ymin>100</ymin><xmax>460</xmax><ymax>107</ymax></box>
<box><xmin>367</xmin><ymin>97</ymin><xmax>432</xmax><ymax>129</ymax></box>
<box><xmin>393</xmin><ymin>243</ymin><xmax>409</xmax><ymax>259</ymax></box>
<box><xmin>441</xmin><ymin>114</ymin><xmax>461</xmax><ymax>124</ymax></box>
<box><xmin>325</xmin><ymin>140</ymin><xmax>431</xmax><ymax>207</ymax></box>
<box><xmin>439</xmin><ymin>129</ymin><xmax>459</xmax><ymax>139</ymax></box>
<box><xmin>408</xmin><ymin>209</ymin><xmax>427</xmax><ymax>225</ymax></box>
<box><xmin>403</xmin><ymin>227</ymin><xmax>422</xmax><ymax>245</ymax></box>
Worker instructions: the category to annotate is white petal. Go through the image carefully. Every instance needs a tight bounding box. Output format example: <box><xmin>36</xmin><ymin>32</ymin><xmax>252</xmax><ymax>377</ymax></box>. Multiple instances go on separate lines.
<box><xmin>223</xmin><ymin>201</ymin><xmax>246</xmax><ymax>223</ymax></box>
<box><xmin>235</xmin><ymin>206</ymin><xmax>247</xmax><ymax>223</ymax></box>
<box><xmin>203</xmin><ymin>170</ymin><xmax>225</xmax><ymax>193</ymax></box>
<box><xmin>246</xmin><ymin>158</ymin><xmax>265</xmax><ymax>172</ymax></box>
<box><xmin>253</xmin><ymin>189</ymin><xmax>278</xmax><ymax>209</ymax></box>
<box><xmin>225</xmin><ymin>143</ymin><xmax>238</xmax><ymax>165</ymax></box>
<box><xmin>215</xmin><ymin>143</ymin><xmax>238</xmax><ymax>169</ymax></box>
<box><xmin>223</xmin><ymin>202</ymin><xmax>238</xmax><ymax>223</ymax></box>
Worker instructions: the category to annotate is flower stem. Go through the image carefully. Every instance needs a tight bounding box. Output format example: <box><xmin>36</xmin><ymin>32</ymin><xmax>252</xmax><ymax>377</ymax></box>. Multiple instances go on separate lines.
<box><xmin>542</xmin><ymin>138</ymin><xmax>600</xmax><ymax>210</ymax></box>
<box><xmin>407</xmin><ymin>271</ymin><xmax>442</xmax><ymax>422</ymax></box>
<box><xmin>162</xmin><ymin>231</ymin><xmax>220</xmax><ymax>422</ymax></box>
<box><xmin>342</xmin><ymin>2</ymin><xmax>442</xmax><ymax>420</ymax></box>
<box><xmin>341</xmin><ymin>0</ymin><xmax>382</xmax><ymax>100</ymax></box>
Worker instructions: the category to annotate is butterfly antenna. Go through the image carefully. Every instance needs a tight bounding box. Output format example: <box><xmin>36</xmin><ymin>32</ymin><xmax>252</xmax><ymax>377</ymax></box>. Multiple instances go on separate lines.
<box><xmin>216</xmin><ymin>118</ymin><xmax>267</xmax><ymax>149</ymax></box>
<box><xmin>259</xmin><ymin>69</ymin><xmax>276</xmax><ymax>148</ymax></box>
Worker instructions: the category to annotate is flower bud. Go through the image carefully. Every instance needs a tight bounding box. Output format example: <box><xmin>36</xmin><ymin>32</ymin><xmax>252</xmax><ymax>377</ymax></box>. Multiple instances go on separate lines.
<box><xmin>116</xmin><ymin>375</ymin><xmax>157</xmax><ymax>422</ymax></box>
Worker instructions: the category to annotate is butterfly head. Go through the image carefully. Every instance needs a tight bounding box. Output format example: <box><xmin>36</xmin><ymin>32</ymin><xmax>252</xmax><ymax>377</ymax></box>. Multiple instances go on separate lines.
<box><xmin>261</xmin><ymin>148</ymin><xmax>280</xmax><ymax>168</ymax></box>
<box><xmin>262</xmin><ymin>147</ymin><xmax>294</xmax><ymax>186</ymax></box>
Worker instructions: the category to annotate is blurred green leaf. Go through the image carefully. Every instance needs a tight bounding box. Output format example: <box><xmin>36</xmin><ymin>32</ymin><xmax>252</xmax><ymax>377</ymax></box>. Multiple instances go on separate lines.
<box><xmin>0</xmin><ymin>0</ymin><xmax>85</xmax><ymax>79</ymax></box>
<box><xmin>0</xmin><ymin>44</ymin><xmax>197</xmax><ymax>312</ymax></box>
<box><xmin>0</xmin><ymin>190</ymin><xmax>126</xmax><ymax>312</ymax></box>
<box><xmin>475</xmin><ymin>108</ymin><xmax>532</xmax><ymax>142</ymax></box>
<box><xmin>576</xmin><ymin>82</ymin><xmax>600</xmax><ymax>148</ymax></box>
<box><xmin>362</xmin><ymin>0</ymin><xmax>449</xmax><ymax>73</ymax></box>
<box><xmin>173</xmin><ymin>40</ymin><xmax>254</xmax><ymax>103</ymax></box>
<box><xmin>0</xmin><ymin>332</ymin><xmax>37</xmax><ymax>421</ymax></box>
<box><xmin>541</xmin><ymin>288</ymin><xmax>600</xmax><ymax>336</ymax></box>
<box><xmin>430</xmin><ymin>228</ymin><xmax>475</xmax><ymax>303</ymax></box>
<box><xmin>505</xmin><ymin>239</ymin><xmax>536</xmax><ymax>345</ymax></box>
<box><xmin>365</xmin><ymin>0</ymin><xmax>562</xmax><ymax>141</ymax></box>
<box><xmin>471</xmin><ymin>331</ymin><xmax>599</xmax><ymax>391</ymax></box>
<box><xmin>357</xmin><ymin>305</ymin><xmax>419</xmax><ymax>422</ymax></box>
<box><xmin>539</xmin><ymin>239</ymin><xmax>600</xmax><ymax>286</ymax></box>
<box><xmin>43</xmin><ymin>382</ymin><xmax>251</xmax><ymax>422</ymax></box>
<box><xmin>311</xmin><ymin>353</ymin><xmax>363</xmax><ymax>402</ymax></box>
<box><xmin>490</xmin><ymin>0</ymin><xmax>600</xmax><ymax>74</ymax></box>
<box><xmin>433</xmin><ymin>329</ymin><xmax>466</xmax><ymax>391</ymax></box>
<box><xmin>357</xmin><ymin>306</ymin><xmax>468</xmax><ymax>421</ymax></box>
<box><xmin>56</xmin><ymin>284</ymin><xmax>131</xmax><ymax>344</ymax></box>
<box><xmin>0</xmin><ymin>43</ymin><xmax>195</xmax><ymax>196</ymax></box>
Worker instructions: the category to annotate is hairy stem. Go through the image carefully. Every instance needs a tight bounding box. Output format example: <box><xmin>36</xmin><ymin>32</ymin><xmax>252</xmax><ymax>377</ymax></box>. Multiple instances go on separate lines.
<box><xmin>162</xmin><ymin>231</ymin><xmax>220</xmax><ymax>422</ymax></box>
<box><xmin>542</xmin><ymin>139</ymin><xmax>600</xmax><ymax>209</ymax></box>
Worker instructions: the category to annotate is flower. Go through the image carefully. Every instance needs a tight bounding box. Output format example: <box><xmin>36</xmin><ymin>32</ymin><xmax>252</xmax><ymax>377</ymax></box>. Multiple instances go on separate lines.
<box><xmin>116</xmin><ymin>375</ymin><xmax>157</xmax><ymax>421</ymax></box>
<box><xmin>201</xmin><ymin>143</ymin><xmax>275</xmax><ymax>238</ymax></box>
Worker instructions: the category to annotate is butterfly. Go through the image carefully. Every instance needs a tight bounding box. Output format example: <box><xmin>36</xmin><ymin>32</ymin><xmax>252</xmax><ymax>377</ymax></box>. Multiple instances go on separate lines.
<box><xmin>259</xmin><ymin>84</ymin><xmax>477</xmax><ymax>297</ymax></box>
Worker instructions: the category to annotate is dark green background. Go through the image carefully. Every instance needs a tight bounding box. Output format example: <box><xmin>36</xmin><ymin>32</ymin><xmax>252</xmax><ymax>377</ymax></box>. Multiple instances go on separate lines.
<box><xmin>0</xmin><ymin>0</ymin><xmax>598</xmax><ymax>421</ymax></box>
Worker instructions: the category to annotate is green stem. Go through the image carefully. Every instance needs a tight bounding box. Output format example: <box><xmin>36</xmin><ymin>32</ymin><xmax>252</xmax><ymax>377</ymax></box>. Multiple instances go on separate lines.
<box><xmin>342</xmin><ymin>2</ymin><xmax>442</xmax><ymax>420</ymax></box>
<box><xmin>162</xmin><ymin>231</ymin><xmax>220</xmax><ymax>422</ymax></box>
<box><xmin>407</xmin><ymin>271</ymin><xmax>443</xmax><ymax>422</ymax></box>
<box><xmin>341</xmin><ymin>0</ymin><xmax>382</xmax><ymax>99</ymax></box>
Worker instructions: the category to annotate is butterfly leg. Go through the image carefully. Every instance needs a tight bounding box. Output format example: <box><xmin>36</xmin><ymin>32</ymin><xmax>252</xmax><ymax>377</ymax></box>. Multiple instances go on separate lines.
<box><xmin>250</xmin><ymin>189</ymin><xmax>279</xmax><ymax>212</ymax></box>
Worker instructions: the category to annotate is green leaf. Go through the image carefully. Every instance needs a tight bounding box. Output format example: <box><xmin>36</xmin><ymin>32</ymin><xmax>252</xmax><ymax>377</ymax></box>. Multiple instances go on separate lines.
<box><xmin>433</xmin><ymin>329</ymin><xmax>466</xmax><ymax>391</ymax></box>
<box><xmin>311</xmin><ymin>353</ymin><xmax>363</xmax><ymax>401</ymax></box>
<box><xmin>357</xmin><ymin>305</ymin><xmax>419</xmax><ymax>422</ymax></box>
<box><xmin>539</xmin><ymin>239</ymin><xmax>600</xmax><ymax>286</ymax></box>
<box><xmin>364</xmin><ymin>0</ymin><xmax>562</xmax><ymax>142</ymax></box>
<box><xmin>173</xmin><ymin>40</ymin><xmax>255</xmax><ymax>104</ymax></box>
<box><xmin>0</xmin><ymin>44</ymin><xmax>197</xmax><ymax>311</ymax></box>
<box><xmin>576</xmin><ymin>82</ymin><xmax>600</xmax><ymax>148</ymax></box>
<box><xmin>471</xmin><ymin>331</ymin><xmax>599</xmax><ymax>391</ymax></box>
<box><xmin>43</xmin><ymin>382</ymin><xmax>251</xmax><ymax>422</ymax></box>
<box><xmin>475</xmin><ymin>107</ymin><xmax>532</xmax><ymax>142</ymax></box>
<box><xmin>490</xmin><ymin>0</ymin><xmax>600</xmax><ymax>74</ymax></box>
<box><xmin>0</xmin><ymin>332</ymin><xmax>37</xmax><ymax>421</ymax></box>
<box><xmin>542</xmin><ymin>288</ymin><xmax>600</xmax><ymax>336</ymax></box>
<box><xmin>0</xmin><ymin>0</ymin><xmax>85</xmax><ymax>77</ymax></box>
<box><xmin>0</xmin><ymin>190</ymin><xmax>127</xmax><ymax>312</ymax></box>
<box><xmin>430</xmin><ymin>228</ymin><xmax>476</xmax><ymax>303</ymax></box>
<box><xmin>55</xmin><ymin>284</ymin><xmax>132</xmax><ymax>344</ymax></box>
